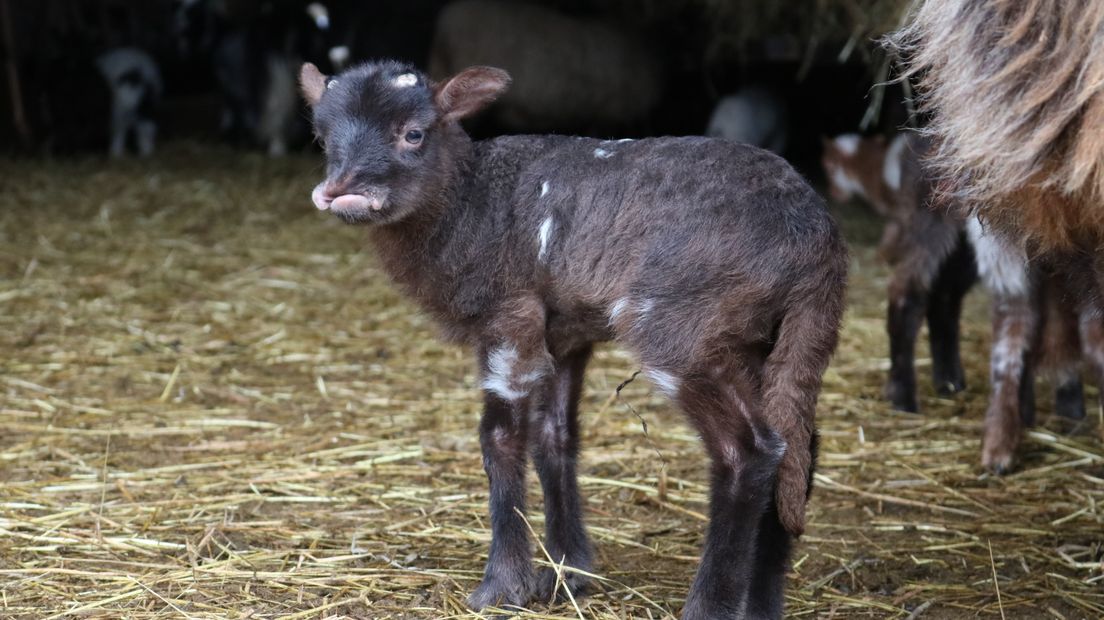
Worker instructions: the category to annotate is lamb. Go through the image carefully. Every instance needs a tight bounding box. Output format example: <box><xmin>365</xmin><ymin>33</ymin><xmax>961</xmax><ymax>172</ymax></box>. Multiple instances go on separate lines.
<box><xmin>298</xmin><ymin>60</ymin><xmax>847</xmax><ymax>617</ymax></box>
<box><xmin>823</xmin><ymin>132</ymin><xmax>1098</xmax><ymax>472</ymax></box>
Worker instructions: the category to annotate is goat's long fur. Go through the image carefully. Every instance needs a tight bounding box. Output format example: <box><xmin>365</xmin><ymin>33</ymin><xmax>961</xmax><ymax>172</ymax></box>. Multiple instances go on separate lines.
<box><xmin>891</xmin><ymin>0</ymin><xmax>1104</xmax><ymax>249</ymax></box>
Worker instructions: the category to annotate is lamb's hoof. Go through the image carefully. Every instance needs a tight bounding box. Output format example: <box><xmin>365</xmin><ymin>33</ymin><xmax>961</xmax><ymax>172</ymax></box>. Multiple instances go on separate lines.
<box><xmin>885</xmin><ymin>381</ymin><xmax>919</xmax><ymax>413</ymax></box>
<box><xmin>534</xmin><ymin>566</ymin><xmax>590</xmax><ymax>604</ymax></box>
<box><xmin>468</xmin><ymin>573</ymin><xmax>532</xmax><ymax>612</ymax></box>
<box><xmin>934</xmin><ymin>375</ymin><xmax>966</xmax><ymax>397</ymax></box>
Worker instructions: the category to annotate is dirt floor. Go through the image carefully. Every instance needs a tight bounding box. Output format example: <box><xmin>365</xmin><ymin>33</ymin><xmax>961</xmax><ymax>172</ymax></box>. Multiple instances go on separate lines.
<box><xmin>1</xmin><ymin>145</ymin><xmax>1102</xmax><ymax>619</ymax></box>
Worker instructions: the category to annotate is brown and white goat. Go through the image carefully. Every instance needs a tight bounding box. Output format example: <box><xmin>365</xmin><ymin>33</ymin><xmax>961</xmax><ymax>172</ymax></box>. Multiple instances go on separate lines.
<box><xmin>891</xmin><ymin>0</ymin><xmax>1104</xmax><ymax>470</ymax></box>
<box><xmin>824</xmin><ymin>132</ymin><xmax>1097</xmax><ymax>472</ymax></box>
<box><xmin>299</xmin><ymin>59</ymin><xmax>847</xmax><ymax>618</ymax></box>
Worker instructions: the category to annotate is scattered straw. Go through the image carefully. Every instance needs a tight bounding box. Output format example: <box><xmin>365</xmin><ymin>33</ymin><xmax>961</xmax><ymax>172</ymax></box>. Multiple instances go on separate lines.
<box><xmin>0</xmin><ymin>149</ymin><xmax>1100</xmax><ymax>618</ymax></box>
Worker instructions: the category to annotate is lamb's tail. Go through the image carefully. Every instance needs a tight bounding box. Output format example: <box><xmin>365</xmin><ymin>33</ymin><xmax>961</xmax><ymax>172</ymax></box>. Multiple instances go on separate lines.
<box><xmin>763</xmin><ymin>251</ymin><xmax>847</xmax><ymax>536</ymax></box>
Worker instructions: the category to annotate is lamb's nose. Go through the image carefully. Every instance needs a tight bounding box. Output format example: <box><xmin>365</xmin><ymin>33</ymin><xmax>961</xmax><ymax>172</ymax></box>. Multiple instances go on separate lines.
<box><xmin>311</xmin><ymin>182</ymin><xmax>335</xmax><ymax>211</ymax></box>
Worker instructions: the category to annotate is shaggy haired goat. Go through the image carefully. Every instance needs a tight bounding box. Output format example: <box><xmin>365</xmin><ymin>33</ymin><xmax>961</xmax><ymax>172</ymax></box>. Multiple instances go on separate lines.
<box><xmin>892</xmin><ymin>0</ymin><xmax>1104</xmax><ymax>251</ymax></box>
<box><xmin>891</xmin><ymin>0</ymin><xmax>1104</xmax><ymax>470</ymax></box>
<box><xmin>299</xmin><ymin>60</ymin><xmax>846</xmax><ymax>618</ymax></box>
<box><xmin>824</xmin><ymin>132</ymin><xmax>1102</xmax><ymax>472</ymax></box>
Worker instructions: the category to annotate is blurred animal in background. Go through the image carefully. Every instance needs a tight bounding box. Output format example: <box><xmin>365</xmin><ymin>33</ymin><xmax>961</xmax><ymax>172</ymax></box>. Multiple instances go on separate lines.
<box><xmin>300</xmin><ymin>59</ymin><xmax>846</xmax><ymax>619</ymax></box>
<box><xmin>96</xmin><ymin>47</ymin><xmax>162</xmax><ymax>157</ymax></box>
<box><xmin>706</xmin><ymin>86</ymin><xmax>787</xmax><ymax>155</ymax></box>
<box><xmin>173</xmin><ymin>0</ymin><xmax>342</xmax><ymax>155</ymax></box>
<box><xmin>823</xmin><ymin>132</ymin><xmax>1103</xmax><ymax>473</ymax></box>
<box><xmin>428</xmin><ymin>0</ymin><xmax>663</xmax><ymax>135</ymax></box>
<box><xmin>891</xmin><ymin>0</ymin><xmax>1104</xmax><ymax>471</ymax></box>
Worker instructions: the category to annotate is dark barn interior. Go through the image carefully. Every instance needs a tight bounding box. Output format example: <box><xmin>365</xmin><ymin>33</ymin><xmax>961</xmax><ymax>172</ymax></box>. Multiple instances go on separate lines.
<box><xmin>1</xmin><ymin>1</ymin><xmax>1102</xmax><ymax>618</ymax></box>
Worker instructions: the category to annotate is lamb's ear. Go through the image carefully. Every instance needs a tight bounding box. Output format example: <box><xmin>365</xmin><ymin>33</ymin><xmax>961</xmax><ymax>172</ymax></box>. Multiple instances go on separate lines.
<box><xmin>300</xmin><ymin>62</ymin><xmax>327</xmax><ymax>107</ymax></box>
<box><xmin>433</xmin><ymin>66</ymin><xmax>511</xmax><ymax>123</ymax></box>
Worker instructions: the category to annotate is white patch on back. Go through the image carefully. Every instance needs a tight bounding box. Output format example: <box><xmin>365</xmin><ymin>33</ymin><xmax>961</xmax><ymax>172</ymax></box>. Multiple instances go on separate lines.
<box><xmin>883</xmin><ymin>134</ymin><xmax>907</xmax><ymax>191</ymax></box>
<box><xmin>594</xmin><ymin>148</ymin><xmax>614</xmax><ymax>159</ymax></box>
<box><xmin>537</xmin><ymin>216</ymin><xmax>554</xmax><ymax>261</ymax></box>
<box><xmin>967</xmin><ymin>217</ymin><xmax>1028</xmax><ymax>297</ymax></box>
<box><xmin>539</xmin><ymin>181</ymin><xmax>550</xmax><ymax>197</ymax></box>
<box><xmin>393</xmin><ymin>73</ymin><xmax>418</xmax><ymax>88</ymax></box>
<box><xmin>608</xmin><ymin>298</ymin><xmax>630</xmax><ymax>325</ymax></box>
<box><xmin>833</xmin><ymin>134</ymin><xmax>860</xmax><ymax>156</ymax></box>
<box><xmin>644</xmin><ymin>368</ymin><xmax>680</xmax><ymax>398</ymax></box>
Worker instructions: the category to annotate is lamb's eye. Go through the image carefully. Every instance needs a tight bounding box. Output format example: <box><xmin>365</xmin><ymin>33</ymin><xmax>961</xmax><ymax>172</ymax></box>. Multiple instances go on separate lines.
<box><xmin>404</xmin><ymin>129</ymin><xmax>424</xmax><ymax>145</ymax></box>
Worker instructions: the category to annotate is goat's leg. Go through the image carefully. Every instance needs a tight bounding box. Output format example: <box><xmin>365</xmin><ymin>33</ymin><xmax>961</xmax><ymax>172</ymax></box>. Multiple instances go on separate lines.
<box><xmin>469</xmin><ymin>299</ymin><xmax>555</xmax><ymax>611</ymax></box>
<box><xmin>677</xmin><ymin>375</ymin><xmax>781</xmax><ymax>620</ymax></box>
<box><xmin>885</xmin><ymin>220</ymin><xmax>960</xmax><ymax>412</ymax></box>
<box><xmin>886</xmin><ymin>279</ymin><xmax>928</xmax><ymax>412</ymax></box>
<box><xmin>1038</xmin><ymin>274</ymin><xmax>1086</xmax><ymax>420</ymax></box>
<box><xmin>531</xmin><ymin>346</ymin><xmax>593</xmax><ymax>603</ymax></box>
<box><xmin>927</xmin><ymin>235</ymin><xmax>977</xmax><ymax>395</ymax></box>
<box><xmin>981</xmin><ymin>292</ymin><xmax>1037</xmax><ymax>473</ymax></box>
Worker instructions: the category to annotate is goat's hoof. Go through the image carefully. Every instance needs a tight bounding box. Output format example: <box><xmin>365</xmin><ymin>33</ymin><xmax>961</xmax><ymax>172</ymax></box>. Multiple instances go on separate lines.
<box><xmin>982</xmin><ymin>445</ymin><xmax>1016</xmax><ymax>475</ymax></box>
<box><xmin>534</xmin><ymin>566</ymin><xmax>590</xmax><ymax>603</ymax></box>
<box><xmin>468</xmin><ymin>573</ymin><xmax>532</xmax><ymax>612</ymax></box>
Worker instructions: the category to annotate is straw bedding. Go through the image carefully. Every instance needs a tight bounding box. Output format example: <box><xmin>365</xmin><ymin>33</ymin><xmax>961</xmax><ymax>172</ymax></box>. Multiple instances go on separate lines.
<box><xmin>0</xmin><ymin>145</ymin><xmax>1101</xmax><ymax>618</ymax></box>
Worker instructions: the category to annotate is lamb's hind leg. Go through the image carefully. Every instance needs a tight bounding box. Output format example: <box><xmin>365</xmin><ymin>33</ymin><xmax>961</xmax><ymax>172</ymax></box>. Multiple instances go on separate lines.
<box><xmin>531</xmin><ymin>346</ymin><xmax>593</xmax><ymax>602</ymax></box>
<box><xmin>673</xmin><ymin>370</ymin><xmax>783</xmax><ymax>620</ymax></box>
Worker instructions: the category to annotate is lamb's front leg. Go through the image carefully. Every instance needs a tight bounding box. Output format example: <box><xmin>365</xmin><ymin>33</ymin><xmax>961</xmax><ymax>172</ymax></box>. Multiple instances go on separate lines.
<box><xmin>469</xmin><ymin>298</ymin><xmax>555</xmax><ymax>611</ymax></box>
<box><xmin>531</xmin><ymin>347</ymin><xmax>593</xmax><ymax>602</ymax></box>
<box><xmin>469</xmin><ymin>390</ymin><xmax>534</xmax><ymax>611</ymax></box>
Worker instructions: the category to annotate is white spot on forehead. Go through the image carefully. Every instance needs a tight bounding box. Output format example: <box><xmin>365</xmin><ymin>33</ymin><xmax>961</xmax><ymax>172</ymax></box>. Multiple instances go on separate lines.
<box><xmin>594</xmin><ymin>148</ymin><xmax>614</xmax><ymax>159</ymax></box>
<box><xmin>967</xmin><ymin>217</ymin><xmax>1028</xmax><ymax>297</ymax></box>
<box><xmin>833</xmin><ymin>134</ymin><xmax>860</xmax><ymax>156</ymax></box>
<box><xmin>539</xmin><ymin>181</ymin><xmax>550</xmax><ymax>197</ymax></box>
<box><xmin>537</xmin><ymin>216</ymin><xmax>554</xmax><ymax>262</ymax></box>
<box><xmin>637</xmin><ymin>298</ymin><xmax>654</xmax><ymax>316</ymax></box>
<box><xmin>883</xmin><ymin>134</ymin><xmax>907</xmax><ymax>191</ymax></box>
<box><xmin>393</xmin><ymin>73</ymin><xmax>418</xmax><ymax>88</ymax></box>
<box><xmin>644</xmin><ymin>368</ymin><xmax>680</xmax><ymax>398</ymax></box>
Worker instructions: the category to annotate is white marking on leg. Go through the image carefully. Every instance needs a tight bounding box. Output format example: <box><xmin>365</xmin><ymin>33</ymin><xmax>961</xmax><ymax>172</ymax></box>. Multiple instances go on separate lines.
<box><xmin>539</xmin><ymin>181</ymin><xmax>550</xmax><ymax>197</ymax></box>
<box><xmin>537</xmin><ymin>216</ymin><xmax>554</xmax><ymax>262</ymax></box>
<box><xmin>594</xmin><ymin>148</ymin><xmax>614</xmax><ymax>159</ymax></box>
<box><xmin>644</xmin><ymin>367</ymin><xmax>680</xmax><ymax>398</ymax></box>
<box><xmin>882</xmin><ymin>134</ymin><xmax>907</xmax><ymax>191</ymax></box>
<box><xmin>833</xmin><ymin>134</ymin><xmax>860</xmax><ymax>156</ymax></box>
<box><xmin>967</xmin><ymin>217</ymin><xmax>1028</xmax><ymax>297</ymax></box>
<box><xmin>482</xmin><ymin>345</ymin><xmax>525</xmax><ymax>401</ymax></box>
